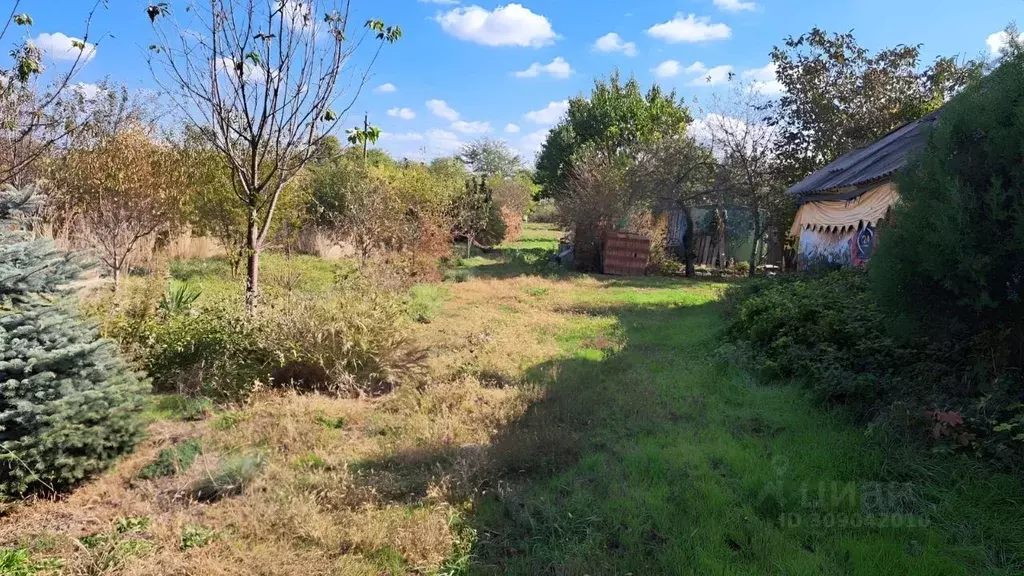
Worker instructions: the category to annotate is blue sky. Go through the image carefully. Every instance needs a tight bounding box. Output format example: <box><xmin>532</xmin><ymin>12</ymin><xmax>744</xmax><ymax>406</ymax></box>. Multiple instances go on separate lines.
<box><xmin>14</xmin><ymin>0</ymin><xmax>1024</xmax><ymax>163</ymax></box>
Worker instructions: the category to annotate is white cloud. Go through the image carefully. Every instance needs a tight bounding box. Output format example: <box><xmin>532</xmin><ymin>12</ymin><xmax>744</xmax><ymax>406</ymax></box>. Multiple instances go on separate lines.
<box><xmin>652</xmin><ymin>60</ymin><xmax>683</xmax><ymax>78</ymax></box>
<box><xmin>216</xmin><ymin>56</ymin><xmax>275</xmax><ymax>85</ymax></box>
<box><xmin>713</xmin><ymin>0</ymin><xmax>756</xmax><ymax>12</ymax></box>
<box><xmin>425</xmin><ymin>128</ymin><xmax>464</xmax><ymax>155</ymax></box>
<box><xmin>505</xmin><ymin>123</ymin><xmax>521</xmax><ymax>133</ymax></box>
<box><xmin>687</xmin><ymin>63</ymin><xmax>734</xmax><ymax>86</ymax></box>
<box><xmin>33</xmin><ymin>32</ymin><xmax>97</xmax><ymax>62</ymax></box>
<box><xmin>987</xmin><ymin>30</ymin><xmax>1024</xmax><ymax>56</ymax></box>
<box><xmin>742</xmin><ymin>62</ymin><xmax>784</xmax><ymax>95</ymax></box>
<box><xmin>426</xmin><ymin>99</ymin><xmax>461</xmax><ymax>121</ymax></box>
<box><xmin>646</xmin><ymin>13</ymin><xmax>731</xmax><ymax>43</ymax></box>
<box><xmin>520</xmin><ymin>128</ymin><xmax>550</xmax><ymax>158</ymax></box>
<box><xmin>375</xmin><ymin>83</ymin><xmax>397</xmax><ymax>93</ymax></box>
<box><xmin>73</xmin><ymin>82</ymin><xmax>101</xmax><ymax>100</ymax></box>
<box><xmin>515</xmin><ymin>56</ymin><xmax>573</xmax><ymax>79</ymax></box>
<box><xmin>524</xmin><ymin>100</ymin><xmax>568</xmax><ymax>125</ymax></box>
<box><xmin>436</xmin><ymin>4</ymin><xmax>556</xmax><ymax>48</ymax></box>
<box><xmin>380</xmin><ymin>131</ymin><xmax>425</xmax><ymax>142</ymax></box>
<box><xmin>594</xmin><ymin>32</ymin><xmax>637</xmax><ymax>57</ymax></box>
<box><xmin>451</xmin><ymin>120</ymin><xmax>491</xmax><ymax>134</ymax></box>
<box><xmin>279</xmin><ymin>1</ymin><xmax>314</xmax><ymax>30</ymax></box>
<box><xmin>387</xmin><ymin>107</ymin><xmax>416</xmax><ymax>120</ymax></box>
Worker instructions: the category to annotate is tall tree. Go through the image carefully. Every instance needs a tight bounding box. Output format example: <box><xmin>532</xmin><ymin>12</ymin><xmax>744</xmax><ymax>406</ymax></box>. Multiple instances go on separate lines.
<box><xmin>536</xmin><ymin>71</ymin><xmax>692</xmax><ymax>197</ymax></box>
<box><xmin>460</xmin><ymin>137</ymin><xmax>521</xmax><ymax>178</ymax></box>
<box><xmin>769</xmin><ymin>28</ymin><xmax>982</xmax><ymax>185</ymax></box>
<box><xmin>147</xmin><ymin>0</ymin><xmax>400</xmax><ymax>312</ymax></box>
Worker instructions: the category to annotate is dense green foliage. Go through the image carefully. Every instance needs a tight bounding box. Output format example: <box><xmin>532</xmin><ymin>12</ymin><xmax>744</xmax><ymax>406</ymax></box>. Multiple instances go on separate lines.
<box><xmin>0</xmin><ymin>188</ymin><xmax>148</xmax><ymax>497</ymax></box>
<box><xmin>536</xmin><ymin>72</ymin><xmax>692</xmax><ymax>196</ymax></box>
<box><xmin>724</xmin><ymin>271</ymin><xmax>910</xmax><ymax>412</ymax></box>
<box><xmin>871</xmin><ymin>54</ymin><xmax>1024</xmax><ymax>375</ymax></box>
<box><xmin>770</xmin><ymin>27</ymin><xmax>982</xmax><ymax>185</ymax></box>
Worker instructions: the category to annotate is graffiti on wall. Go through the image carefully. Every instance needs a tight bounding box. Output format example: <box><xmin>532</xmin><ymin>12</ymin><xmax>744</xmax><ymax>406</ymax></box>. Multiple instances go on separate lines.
<box><xmin>797</xmin><ymin>224</ymin><xmax>878</xmax><ymax>270</ymax></box>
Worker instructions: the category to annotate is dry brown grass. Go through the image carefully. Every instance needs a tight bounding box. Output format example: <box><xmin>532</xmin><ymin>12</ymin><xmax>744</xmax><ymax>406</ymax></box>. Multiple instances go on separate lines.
<box><xmin>0</xmin><ymin>268</ymin><xmax>586</xmax><ymax>575</ymax></box>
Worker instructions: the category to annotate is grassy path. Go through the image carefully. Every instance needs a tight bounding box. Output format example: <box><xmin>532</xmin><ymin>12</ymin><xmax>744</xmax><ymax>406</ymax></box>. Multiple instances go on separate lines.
<box><xmin>459</xmin><ymin>224</ymin><xmax>1023</xmax><ymax>575</ymax></box>
<box><xmin>1</xmin><ymin>224</ymin><xmax>1021</xmax><ymax>575</ymax></box>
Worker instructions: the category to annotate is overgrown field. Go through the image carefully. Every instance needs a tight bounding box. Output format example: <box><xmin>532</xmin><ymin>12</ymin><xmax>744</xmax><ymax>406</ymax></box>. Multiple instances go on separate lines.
<box><xmin>2</xmin><ymin>224</ymin><xmax>1023</xmax><ymax>575</ymax></box>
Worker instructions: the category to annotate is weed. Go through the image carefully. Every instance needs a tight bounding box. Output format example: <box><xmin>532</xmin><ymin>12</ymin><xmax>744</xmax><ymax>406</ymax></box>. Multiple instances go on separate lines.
<box><xmin>137</xmin><ymin>439</ymin><xmax>202</xmax><ymax>480</ymax></box>
<box><xmin>180</xmin><ymin>525</ymin><xmax>217</xmax><ymax>551</ymax></box>
<box><xmin>212</xmin><ymin>411</ymin><xmax>244</xmax><ymax>431</ymax></box>
<box><xmin>314</xmin><ymin>414</ymin><xmax>345</xmax><ymax>429</ymax></box>
<box><xmin>366</xmin><ymin>546</ymin><xmax>407</xmax><ymax>574</ymax></box>
<box><xmin>186</xmin><ymin>453</ymin><xmax>264</xmax><ymax>502</ymax></box>
<box><xmin>0</xmin><ymin>548</ymin><xmax>61</xmax><ymax>575</ymax></box>
<box><xmin>114</xmin><ymin>516</ymin><xmax>150</xmax><ymax>535</ymax></box>
<box><xmin>146</xmin><ymin>395</ymin><xmax>213</xmax><ymax>422</ymax></box>
<box><xmin>292</xmin><ymin>452</ymin><xmax>328</xmax><ymax>470</ymax></box>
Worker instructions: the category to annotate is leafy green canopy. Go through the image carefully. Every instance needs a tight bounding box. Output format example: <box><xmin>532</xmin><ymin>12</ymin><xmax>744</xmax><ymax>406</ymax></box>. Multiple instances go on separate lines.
<box><xmin>0</xmin><ymin>187</ymin><xmax>148</xmax><ymax>498</ymax></box>
<box><xmin>770</xmin><ymin>28</ymin><xmax>982</xmax><ymax>184</ymax></box>
<box><xmin>535</xmin><ymin>71</ymin><xmax>692</xmax><ymax>196</ymax></box>
<box><xmin>870</xmin><ymin>53</ymin><xmax>1024</xmax><ymax>375</ymax></box>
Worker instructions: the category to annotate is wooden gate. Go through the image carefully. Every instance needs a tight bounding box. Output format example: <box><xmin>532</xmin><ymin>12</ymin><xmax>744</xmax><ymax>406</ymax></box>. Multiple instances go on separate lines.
<box><xmin>602</xmin><ymin>231</ymin><xmax>650</xmax><ymax>276</ymax></box>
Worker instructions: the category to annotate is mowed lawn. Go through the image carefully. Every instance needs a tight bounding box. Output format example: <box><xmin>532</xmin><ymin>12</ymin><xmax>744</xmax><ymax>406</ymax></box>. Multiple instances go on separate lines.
<box><xmin>2</xmin><ymin>223</ymin><xmax>1022</xmax><ymax>575</ymax></box>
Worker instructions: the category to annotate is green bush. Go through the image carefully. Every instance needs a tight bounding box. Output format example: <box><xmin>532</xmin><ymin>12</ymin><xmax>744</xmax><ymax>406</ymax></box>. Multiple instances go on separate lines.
<box><xmin>725</xmin><ymin>270</ymin><xmax>913</xmax><ymax>412</ymax></box>
<box><xmin>871</xmin><ymin>54</ymin><xmax>1024</xmax><ymax>384</ymax></box>
<box><xmin>141</xmin><ymin>306</ymin><xmax>271</xmax><ymax>399</ymax></box>
<box><xmin>101</xmin><ymin>268</ymin><xmax>427</xmax><ymax>402</ymax></box>
<box><xmin>529</xmin><ymin>198</ymin><xmax>557</xmax><ymax>223</ymax></box>
<box><xmin>1</xmin><ymin>188</ymin><xmax>149</xmax><ymax>498</ymax></box>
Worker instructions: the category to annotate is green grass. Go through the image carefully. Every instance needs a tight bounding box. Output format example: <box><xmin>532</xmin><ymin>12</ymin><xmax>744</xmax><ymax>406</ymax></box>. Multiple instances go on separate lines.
<box><xmin>137</xmin><ymin>440</ymin><xmax>202</xmax><ymax>480</ymax></box>
<box><xmin>468</xmin><ymin>278</ymin><xmax>1024</xmax><ymax>575</ymax></box>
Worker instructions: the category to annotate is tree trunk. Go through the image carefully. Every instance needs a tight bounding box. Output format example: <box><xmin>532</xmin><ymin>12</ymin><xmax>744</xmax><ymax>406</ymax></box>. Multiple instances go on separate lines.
<box><xmin>112</xmin><ymin>267</ymin><xmax>121</xmax><ymax>292</ymax></box>
<box><xmin>245</xmin><ymin>214</ymin><xmax>260</xmax><ymax>314</ymax></box>
<box><xmin>749</xmin><ymin>205</ymin><xmax>761</xmax><ymax>277</ymax></box>
<box><xmin>466</xmin><ymin>233</ymin><xmax>473</xmax><ymax>258</ymax></box>
<box><xmin>683</xmin><ymin>207</ymin><xmax>695</xmax><ymax>278</ymax></box>
<box><xmin>715</xmin><ymin>206</ymin><xmax>726</xmax><ymax>268</ymax></box>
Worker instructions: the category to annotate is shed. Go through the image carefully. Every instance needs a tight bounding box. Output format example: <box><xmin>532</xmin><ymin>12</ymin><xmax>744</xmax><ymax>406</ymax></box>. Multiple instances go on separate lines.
<box><xmin>787</xmin><ymin>109</ymin><xmax>940</xmax><ymax>269</ymax></box>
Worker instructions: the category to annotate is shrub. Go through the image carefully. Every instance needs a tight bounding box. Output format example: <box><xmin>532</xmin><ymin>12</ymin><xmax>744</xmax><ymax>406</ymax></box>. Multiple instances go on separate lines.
<box><xmin>101</xmin><ymin>266</ymin><xmax>427</xmax><ymax>401</ymax></box>
<box><xmin>266</xmin><ymin>287</ymin><xmax>427</xmax><ymax>397</ymax></box>
<box><xmin>1</xmin><ymin>188</ymin><xmax>149</xmax><ymax>498</ymax></box>
<box><xmin>140</xmin><ymin>305</ymin><xmax>271</xmax><ymax>399</ymax></box>
<box><xmin>725</xmin><ymin>270</ymin><xmax>913</xmax><ymax>412</ymax></box>
<box><xmin>528</xmin><ymin>198</ymin><xmax>557</xmax><ymax>223</ymax></box>
<box><xmin>871</xmin><ymin>54</ymin><xmax>1024</xmax><ymax>385</ymax></box>
<box><xmin>186</xmin><ymin>452</ymin><xmax>264</xmax><ymax>502</ymax></box>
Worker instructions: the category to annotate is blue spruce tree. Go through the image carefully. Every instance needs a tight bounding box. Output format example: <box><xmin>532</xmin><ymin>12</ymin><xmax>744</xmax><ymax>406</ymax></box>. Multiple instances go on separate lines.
<box><xmin>0</xmin><ymin>186</ymin><xmax>149</xmax><ymax>497</ymax></box>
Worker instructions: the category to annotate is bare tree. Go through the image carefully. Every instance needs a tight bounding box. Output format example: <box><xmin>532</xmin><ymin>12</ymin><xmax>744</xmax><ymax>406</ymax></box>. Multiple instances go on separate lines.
<box><xmin>699</xmin><ymin>83</ymin><xmax>784</xmax><ymax>275</ymax></box>
<box><xmin>0</xmin><ymin>0</ymin><xmax>107</xmax><ymax>187</ymax></box>
<box><xmin>147</xmin><ymin>0</ymin><xmax>400</xmax><ymax>312</ymax></box>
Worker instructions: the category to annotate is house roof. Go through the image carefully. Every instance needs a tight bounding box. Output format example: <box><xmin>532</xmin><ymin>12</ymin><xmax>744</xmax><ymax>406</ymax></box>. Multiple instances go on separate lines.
<box><xmin>786</xmin><ymin>108</ymin><xmax>941</xmax><ymax>197</ymax></box>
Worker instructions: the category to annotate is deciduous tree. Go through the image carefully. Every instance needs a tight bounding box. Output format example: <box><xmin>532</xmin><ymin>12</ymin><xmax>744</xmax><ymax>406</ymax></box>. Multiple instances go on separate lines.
<box><xmin>147</xmin><ymin>0</ymin><xmax>400</xmax><ymax>312</ymax></box>
<box><xmin>769</xmin><ymin>27</ymin><xmax>982</xmax><ymax>185</ymax></box>
<box><xmin>536</xmin><ymin>72</ymin><xmax>692</xmax><ymax>197</ymax></box>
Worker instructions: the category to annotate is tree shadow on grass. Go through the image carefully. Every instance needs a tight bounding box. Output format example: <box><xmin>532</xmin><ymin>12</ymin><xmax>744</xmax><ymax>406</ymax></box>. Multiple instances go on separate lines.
<box><xmin>351</xmin><ymin>300</ymin><xmax>729</xmax><ymax>574</ymax></box>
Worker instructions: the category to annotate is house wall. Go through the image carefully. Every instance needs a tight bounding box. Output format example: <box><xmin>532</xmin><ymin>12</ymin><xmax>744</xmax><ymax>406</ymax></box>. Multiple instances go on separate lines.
<box><xmin>797</xmin><ymin>224</ymin><xmax>877</xmax><ymax>270</ymax></box>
